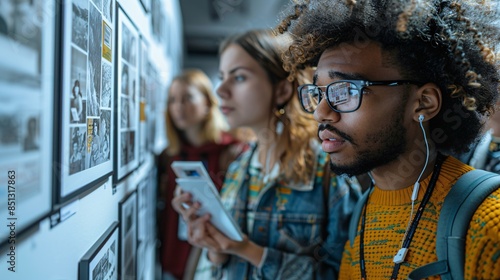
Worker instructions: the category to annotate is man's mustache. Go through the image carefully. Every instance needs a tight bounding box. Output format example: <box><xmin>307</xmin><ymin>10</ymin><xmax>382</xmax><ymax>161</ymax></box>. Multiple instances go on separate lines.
<box><xmin>317</xmin><ymin>123</ymin><xmax>354</xmax><ymax>144</ymax></box>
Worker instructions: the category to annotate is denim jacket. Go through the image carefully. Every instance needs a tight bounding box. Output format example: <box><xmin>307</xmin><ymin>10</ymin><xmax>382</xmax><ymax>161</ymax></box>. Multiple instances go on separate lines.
<box><xmin>215</xmin><ymin>141</ymin><xmax>361</xmax><ymax>280</ymax></box>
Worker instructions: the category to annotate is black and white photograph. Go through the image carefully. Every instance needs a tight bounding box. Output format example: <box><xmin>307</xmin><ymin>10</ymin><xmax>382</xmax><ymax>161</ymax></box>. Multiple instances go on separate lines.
<box><xmin>87</xmin><ymin>118</ymin><xmax>101</xmax><ymax>168</ymax></box>
<box><xmin>120</xmin><ymin>96</ymin><xmax>129</xmax><ymax>128</ymax></box>
<box><xmin>69</xmin><ymin>126</ymin><xmax>86</xmax><ymax>175</ymax></box>
<box><xmin>0</xmin><ymin>0</ymin><xmax>54</xmax><ymax>245</ymax></box>
<box><xmin>78</xmin><ymin>222</ymin><xmax>119</xmax><ymax>280</ymax></box>
<box><xmin>0</xmin><ymin>0</ymin><xmax>43</xmax><ymax>82</ymax></box>
<box><xmin>119</xmin><ymin>191</ymin><xmax>137</xmax><ymax>280</ymax></box>
<box><xmin>70</xmin><ymin>47</ymin><xmax>88</xmax><ymax>123</ymax></box>
<box><xmin>71</xmin><ymin>0</ymin><xmax>88</xmax><ymax>52</ymax></box>
<box><xmin>58</xmin><ymin>0</ymin><xmax>114</xmax><ymax>203</ymax></box>
<box><xmin>99</xmin><ymin>110</ymin><xmax>111</xmax><ymax>163</ymax></box>
<box><xmin>116</xmin><ymin>6</ymin><xmax>139</xmax><ymax>182</ymax></box>
<box><xmin>87</xmin><ymin>1</ymin><xmax>102</xmax><ymax>117</ymax></box>
<box><xmin>101</xmin><ymin>63</ymin><xmax>112</xmax><ymax>108</ymax></box>
<box><xmin>137</xmin><ymin>177</ymin><xmax>148</xmax><ymax>244</ymax></box>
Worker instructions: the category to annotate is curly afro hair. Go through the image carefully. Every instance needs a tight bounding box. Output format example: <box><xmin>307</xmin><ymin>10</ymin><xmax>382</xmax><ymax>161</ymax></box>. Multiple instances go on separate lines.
<box><xmin>277</xmin><ymin>0</ymin><xmax>500</xmax><ymax>155</ymax></box>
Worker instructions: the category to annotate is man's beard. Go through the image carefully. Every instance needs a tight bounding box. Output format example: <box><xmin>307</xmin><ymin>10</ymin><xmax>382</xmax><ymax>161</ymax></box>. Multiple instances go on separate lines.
<box><xmin>327</xmin><ymin>112</ymin><xmax>408</xmax><ymax>177</ymax></box>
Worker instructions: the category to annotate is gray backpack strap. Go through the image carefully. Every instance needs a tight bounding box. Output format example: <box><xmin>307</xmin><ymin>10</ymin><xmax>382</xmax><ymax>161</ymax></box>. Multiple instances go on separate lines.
<box><xmin>409</xmin><ymin>169</ymin><xmax>500</xmax><ymax>280</ymax></box>
<box><xmin>349</xmin><ymin>187</ymin><xmax>372</xmax><ymax>247</ymax></box>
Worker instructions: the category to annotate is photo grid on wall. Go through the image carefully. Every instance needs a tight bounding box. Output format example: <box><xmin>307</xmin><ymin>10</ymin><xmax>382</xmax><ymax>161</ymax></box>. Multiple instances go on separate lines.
<box><xmin>115</xmin><ymin>5</ymin><xmax>140</xmax><ymax>182</ymax></box>
<box><xmin>58</xmin><ymin>0</ymin><xmax>115</xmax><ymax>203</ymax></box>
<box><xmin>0</xmin><ymin>0</ymin><xmax>55</xmax><ymax>243</ymax></box>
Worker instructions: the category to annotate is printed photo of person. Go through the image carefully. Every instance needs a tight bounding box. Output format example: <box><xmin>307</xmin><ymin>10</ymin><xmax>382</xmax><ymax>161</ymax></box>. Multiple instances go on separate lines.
<box><xmin>69</xmin><ymin>126</ymin><xmax>86</xmax><ymax>175</ymax></box>
<box><xmin>99</xmin><ymin>110</ymin><xmax>111</xmax><ymax>163</ymax></box>
<box><xmin>0</xmin><ymin>113</ymin><xmax>19</xmax><ymax>153</ymax></box>
<box><xmin>121</xmin><ymin>23</ymin><xmax>131</xmax><ymax>63</ymax></box>
<box><xmin>127</xmin><ymin>131</ymin><xmax>135</xmax><ymax>164</ymax></box>
<box><xmin>120</xmin><ymin>131</ymin><xmax>128</xmax><ymax>167</ymax></box>
<box><xmin>129</xmin><ymin>78</ymin><xmax>137</xmax><ymax>128</ymax></box>
<box><xmin>23</xmin><ymin>116</ymin><xmax>39</xmax><ymax>151</ymax></box>
<box><xmin>129</xmin><ymin>35</ymin><xmax>137</xmax><ymax>66</ymax></box>
<box><xmin>120</xmin><ymin>96</ymin><xmax>129</xmax><ymax>129</ymax></box>
<box><xmin>89</xmin><ymin>118</ymin><xmax>101</xmax><ymax>167</ymax></box>
<box><xmin>70</xmin><ymin>47</ymin><xmax>87</xmax><ymax>123</ymax></box>
<box><xmin>120</xmin><ymin>63</ymin><xmax>129</xmax><ymax>95</ymax></box>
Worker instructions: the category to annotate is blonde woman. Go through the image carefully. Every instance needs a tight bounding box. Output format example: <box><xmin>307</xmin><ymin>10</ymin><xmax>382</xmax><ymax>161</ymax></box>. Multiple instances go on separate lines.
<box><xmin>157</xmin><ymin>69</ymin><xmax>245</xmax><ymax>280</ymax></box>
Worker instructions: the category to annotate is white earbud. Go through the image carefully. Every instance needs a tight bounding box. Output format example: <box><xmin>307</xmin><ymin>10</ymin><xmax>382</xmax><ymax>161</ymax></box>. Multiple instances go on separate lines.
<box><xmin>394</xmin><ymin>112</ymin><xmax>430</xmax><ymax>264</ymax></box>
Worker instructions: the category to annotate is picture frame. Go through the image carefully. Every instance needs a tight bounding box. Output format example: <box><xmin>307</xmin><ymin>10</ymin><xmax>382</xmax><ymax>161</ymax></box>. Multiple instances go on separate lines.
<box><xmin>119</xmin><ymin>190</ymin><xmax>137</xmax><ymax>280</ymax></box>
<box><xmin>57</xmin><ymin>0</ymin><xmax>115</xmax><ymax>204</ymax></box>
<box><xmin>78</xmin><ymin>221</ymin><xmax>119</xmax><ymax>280</ymax></box>
<box><xmin>115</xmin><ymin>5</ymin><xmax>140</xmax><ymax>182</ymax></box>
<box><xmin>138</xmin><ymin>37</ymin><xmax>149</xmax><ymax>164</ymax></box>
<box><xmin>0</xmin><ymin>0</ymin><xmax>55</xmax><ymax>243</ymax></box>
<box><xmin>137</xmin><ymin>175</ymin><xmax>148</xmax><ymax>244</ymax></box>
<box><xmin>146</xmin><ymin>61</ymin><xmax>159</xmax><ymax>153</ymax></box>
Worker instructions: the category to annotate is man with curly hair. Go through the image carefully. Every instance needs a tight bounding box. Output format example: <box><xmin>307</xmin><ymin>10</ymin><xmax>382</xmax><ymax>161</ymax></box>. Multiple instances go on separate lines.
<box><xmin>278</xmin><ymin>0</ymin><xmax>500</xmax><ymax>278</ymax></box>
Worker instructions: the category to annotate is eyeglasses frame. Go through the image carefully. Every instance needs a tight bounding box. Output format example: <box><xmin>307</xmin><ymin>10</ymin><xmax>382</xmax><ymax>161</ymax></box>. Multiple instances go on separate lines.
<box><xmin>297</xmin><ymin>79</ymin><xmax>422</xmax><ymax>113</ymax></box>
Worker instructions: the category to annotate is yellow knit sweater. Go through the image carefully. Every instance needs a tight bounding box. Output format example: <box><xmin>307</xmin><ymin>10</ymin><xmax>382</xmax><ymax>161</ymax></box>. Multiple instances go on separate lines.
<box><xmin>339</xmin><ymin>156</ymin><xmax>500</xmax><ymax>279</ymax></box>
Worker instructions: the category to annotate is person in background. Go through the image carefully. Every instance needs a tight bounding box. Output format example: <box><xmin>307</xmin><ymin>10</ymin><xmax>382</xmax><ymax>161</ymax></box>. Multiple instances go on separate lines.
<box><xmin>278</xmin><ymin>0</ymin><xmax>500</xmax><ymax>278</ymax></box>
<box><xmin>172</xmin><ymin>29</ymin><xmax>361</xmax><ymax>279</ymax></box>
<box><xmin>458</xmin><ymin>101</ymin><xmax>500</xmax><ymax>172</ymax></box>
<box><xmin>157</xmin><ymin>69</ymin><xmax>246</xmax><ymax>280</ymax></box>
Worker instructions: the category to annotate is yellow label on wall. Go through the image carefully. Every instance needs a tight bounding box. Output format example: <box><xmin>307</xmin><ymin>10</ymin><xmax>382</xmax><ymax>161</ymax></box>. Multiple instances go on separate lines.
<box><xmin>87</xmin><ymin>119</ymin><xmax>93</xmax><ymax>153</ymax></box>
<box><xmin>140</xmin><ymin>102</ymin><xmax>146</xmax><ymax>121</ymax></box>
<box><xmin>102</xmin><ymin>21</ymin><xmax>112</xmax><ymax>62</ymax></box>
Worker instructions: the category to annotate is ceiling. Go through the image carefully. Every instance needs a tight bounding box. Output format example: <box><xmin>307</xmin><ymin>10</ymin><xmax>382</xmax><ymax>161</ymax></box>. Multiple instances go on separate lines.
<box><xmin>179</xmin><ymin>0</ymin><xmax>291</xmax><ymax>54</ymax></box>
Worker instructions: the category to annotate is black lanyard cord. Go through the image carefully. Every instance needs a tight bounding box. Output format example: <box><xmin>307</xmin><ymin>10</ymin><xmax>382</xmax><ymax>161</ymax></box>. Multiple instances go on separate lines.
<box><xmin>359</xmin><ymin>153</ymin><xmax>445</xmax><ymax>280</ymax></box>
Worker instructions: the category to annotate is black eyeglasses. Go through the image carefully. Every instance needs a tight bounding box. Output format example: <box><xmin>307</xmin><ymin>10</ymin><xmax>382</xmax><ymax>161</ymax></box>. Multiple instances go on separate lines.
<box><xmin>297</xmin><ymin>79</ymin><xmax>422</xmax><ymax>113</ymax></box>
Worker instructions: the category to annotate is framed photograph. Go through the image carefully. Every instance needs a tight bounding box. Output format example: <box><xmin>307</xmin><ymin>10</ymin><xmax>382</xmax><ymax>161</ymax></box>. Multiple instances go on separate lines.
<box><xmin>78</xmin><ymin>221</ymin><xmax>119</xmax><ymax>280</ymax></box>
<box><xmin>57</xmin><ymin>0</ymin><xmax>115</xmax><ymax>203</ymax></box>
<box><xmin>115</xmin><ymin>5</ymin><xmax>140</xmax><ymax>182</ymax></box>
<box><xmin>145</xmin><ymin>61</ymin><xmax>158</xmax><ymax>153</ymax></box>
<box><xmin>0</xmin><ymin>0</ymin><xmax>55</xmax><ymax>243</ymax></box>
<box><xmin>138</xmin><ymin>37</ymin><xmax>149</xmax><ymax>164</ymax></box>
<box><xmin>119</xmin><ymin>191</ymin><xmax>137</xmax><ymax>280</ymax></box>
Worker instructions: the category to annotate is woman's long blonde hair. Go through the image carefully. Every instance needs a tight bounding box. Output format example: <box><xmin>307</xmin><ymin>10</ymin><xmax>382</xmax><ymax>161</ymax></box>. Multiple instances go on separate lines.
<box><xmin>165</xmin><ymin>69</ymin><xmax>228</xmax><ymax>156</ymax></box>
<box><xmin>219</xmin><ymin>30</ymin><xmax>317</xmax><ymax>183</ymax></box>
